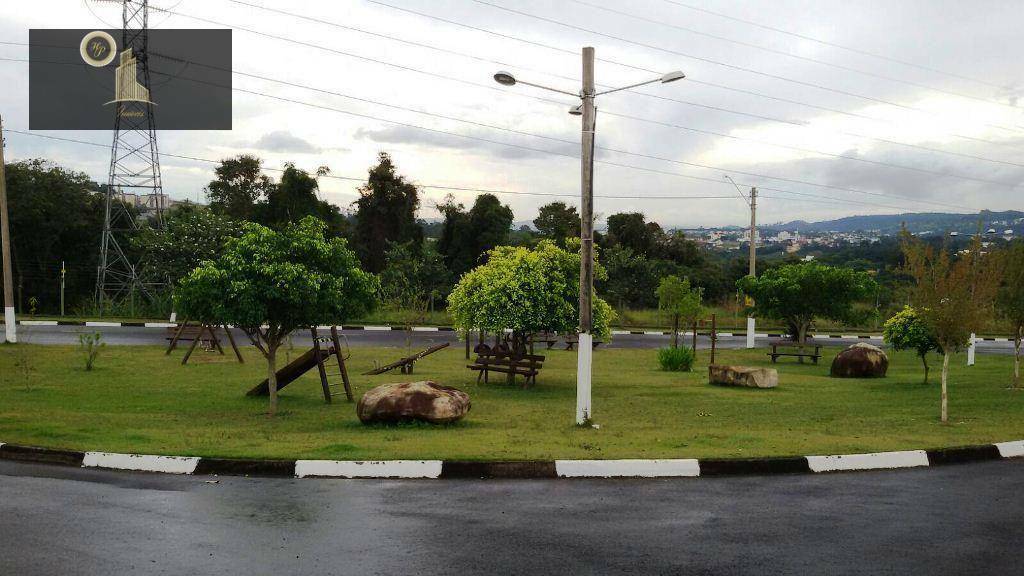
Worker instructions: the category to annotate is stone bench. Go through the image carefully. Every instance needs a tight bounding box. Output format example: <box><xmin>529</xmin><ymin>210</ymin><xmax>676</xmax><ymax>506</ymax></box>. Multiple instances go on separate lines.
<box><xmin>709</xmin><ymin>365</ymin><xmax>778</xmax><ymax>389</ymax></box>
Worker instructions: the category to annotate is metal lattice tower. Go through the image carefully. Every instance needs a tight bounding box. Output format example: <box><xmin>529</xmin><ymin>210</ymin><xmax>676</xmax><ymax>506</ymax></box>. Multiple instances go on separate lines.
<box><xmin>96</xmin><ymin>0</ymin><xmax>164</xmax><ymax>308</ymax></box>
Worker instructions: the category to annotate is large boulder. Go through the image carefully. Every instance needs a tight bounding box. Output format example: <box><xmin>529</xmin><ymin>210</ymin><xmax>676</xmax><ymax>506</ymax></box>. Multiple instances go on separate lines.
<box><xmin>830</xmin><ymin>343</ymin><xmax>888</xmax><ymax>378</ymax></box>
<box><xmin>709</xmin><ymin>365</ymin><xmax>778</xmax><ymax>388</ymax></box>
<box><xmin>357</xmin><ymin>381</ymin><xmax>471</xmax><ymax>425</ymax></box>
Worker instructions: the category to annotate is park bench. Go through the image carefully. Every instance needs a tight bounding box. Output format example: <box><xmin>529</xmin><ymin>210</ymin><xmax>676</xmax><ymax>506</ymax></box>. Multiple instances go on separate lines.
<box><xmin>767</xmin><ymin>339</ymin><xmax>823</xmax><ymax>364</ymax></box>
<box><xmin>468</xmin><ymin>345</ymin><xmax>545</xmax><ymax>387</ymax></box>
<box><xmin>562</xmin><ymin>332</ymin><xmax>603</xmax><ymax>350</ymax></box>
<box><xmin>530</xmin><ymin>331</ymin><xmax>559</xmax><ymax>350</ymax></box>
<box><xmin>165</xmin><ymin>324</ymin><xmax>216</xmax><ymax>350</ymax></box>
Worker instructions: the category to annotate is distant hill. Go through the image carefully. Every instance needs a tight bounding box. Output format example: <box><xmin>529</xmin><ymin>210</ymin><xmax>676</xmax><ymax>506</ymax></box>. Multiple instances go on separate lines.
<box><xmin>764</xmin><ymin>210</ymin><xmax>1024</xmax><ymax>236</ymax></box>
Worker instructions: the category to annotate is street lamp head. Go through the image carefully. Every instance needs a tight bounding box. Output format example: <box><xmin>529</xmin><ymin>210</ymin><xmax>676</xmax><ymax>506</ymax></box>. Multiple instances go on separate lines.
<box><xmin>660</xmin><ymin>70</ymin><xmax>685</xmax><ymax>83</ymax></box>
<box><xmin>493</xmin><ymin>71</ymin><xmax>517</xmax><ymax>86</ymax></box>
<box><xmin>569</xmin><ymin>104</ymin><xmax>583</xmax><ymax>116</ymax></box>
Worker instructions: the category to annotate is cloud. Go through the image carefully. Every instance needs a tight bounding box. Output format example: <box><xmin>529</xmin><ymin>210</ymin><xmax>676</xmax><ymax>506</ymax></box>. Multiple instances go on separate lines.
<box><xmin>252</xmin><ymin>131</ymin><xmax>323</xmax><ymax>154</ymax></box>
<box><xmin>354</xmin><ymin>126</ymin><xmax>568</xmax><ymax>160</ymax></box>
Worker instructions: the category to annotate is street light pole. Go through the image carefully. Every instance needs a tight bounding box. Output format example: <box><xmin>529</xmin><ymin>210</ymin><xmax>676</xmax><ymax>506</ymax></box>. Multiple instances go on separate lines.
<box><xmin>0</xmin><ymin>115</ymin><xmax>15</xmax><ymax>343</ymax></box>
<box><xmin>577</xmin><ymin>47</ymin><xmax>596</xmax><ymax>424</ymax></box>
<box><xmin>493</xmin><ymin>55</ymin><xmax>684</xmax><ymax>425</ymax></box>
<box><xmin>746</xmin><ymin>187</ymin><xmax>757</xmax><ymax>349</ymax></box>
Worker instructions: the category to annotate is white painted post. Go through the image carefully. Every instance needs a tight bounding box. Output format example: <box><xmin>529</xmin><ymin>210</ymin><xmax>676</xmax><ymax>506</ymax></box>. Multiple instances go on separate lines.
<box><xmin>169</xmin><ymin>311</ymin><xmax>177</xmax><ymax>323</ymax></box>
<box><xmin>746</xmin><ymin>317</ymin><xmax>756</xmax><ymax>349</ymax></box>
<box><xmin>576</xmin><ymin>333</ymin><xmax>593</xmax><ymax>424</ymax></box>
<box><xmin>967</xmin><ymin>333</ymin><xmax>976</xmax><ymax>366</ymax></box>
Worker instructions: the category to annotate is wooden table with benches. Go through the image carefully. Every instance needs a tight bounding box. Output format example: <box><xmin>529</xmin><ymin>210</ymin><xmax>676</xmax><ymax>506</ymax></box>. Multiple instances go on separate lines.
<box><xmin>767</xmin><ymin>339</ymin><xmax>823</xmax><ymax>364</ymax></box>
<box><xmin>468</xmin><ymin>344</ymin><xmax>545</xmax><ymax>388</ymax></box>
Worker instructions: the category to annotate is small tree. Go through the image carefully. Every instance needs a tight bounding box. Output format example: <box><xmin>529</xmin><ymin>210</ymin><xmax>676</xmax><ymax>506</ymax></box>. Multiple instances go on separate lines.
<box><xmin>176</xmin><ymin>217</ymin><xmax>378</xmax><ymax>416</ymax></box>
<box><xmin>448</xmin><ymin>241</ymin><xmax>614</xmax><ymax>351</ymax></box>
<box><xmin>656</xmin><ymin>275</ymin><xmax>703</xmax><ymax>348</ymax></box>
<box><xmin>997</xmin><ymin>241</ymin><xmax>1024</xmax><ymax>389</ymax></box>
<box><xmin>901</xmin><ymin>231</ymin><xmax>1002</xmax><ymax>422</ymax></box>
<box><xmin>883</xmin><ymin>306</ymin><xmax>941</xmax><ymax>383</ymax></box>
<box><xmin>737</xmin><ymin>262</ymin><xmax>877</xmax><ymax>343</ymax></box>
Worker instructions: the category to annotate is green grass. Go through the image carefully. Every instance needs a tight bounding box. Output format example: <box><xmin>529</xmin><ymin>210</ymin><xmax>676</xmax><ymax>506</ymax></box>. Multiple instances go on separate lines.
<box><xmin>1</xmin><ymin>342</ymin><xmax>1022</xmax><ymax>461</ymax></box>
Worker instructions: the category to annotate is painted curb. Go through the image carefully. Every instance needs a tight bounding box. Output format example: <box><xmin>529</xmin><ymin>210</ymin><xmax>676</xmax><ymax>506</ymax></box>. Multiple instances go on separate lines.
<box><xmin>1</xmin><ymin>442</ymin><xmax>1021</xmax><ymax>479</ymax></box>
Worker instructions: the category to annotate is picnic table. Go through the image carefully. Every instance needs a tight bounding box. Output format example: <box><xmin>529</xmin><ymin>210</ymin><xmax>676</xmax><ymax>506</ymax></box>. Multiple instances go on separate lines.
<box><xmin>767</xmin><ymin>339</ymin><xmax>823</xmax><ymax>364</ymax></box>
<box><xmin>562</xmin><ymin>333</ymin><xmax>603</xmax><ymax>350</ymax></box>
<box><xmin>468</xmin><ymin>345</ymin><xmax>545</xmax><ymax>387</ymax></box>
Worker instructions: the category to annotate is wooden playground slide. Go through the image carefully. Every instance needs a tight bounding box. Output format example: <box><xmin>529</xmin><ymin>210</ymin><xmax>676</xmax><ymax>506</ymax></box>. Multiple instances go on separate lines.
<box><xmin>246</xmin><ymin>347</ymin><xmax>335</xmax><ymax>396</ymax></box>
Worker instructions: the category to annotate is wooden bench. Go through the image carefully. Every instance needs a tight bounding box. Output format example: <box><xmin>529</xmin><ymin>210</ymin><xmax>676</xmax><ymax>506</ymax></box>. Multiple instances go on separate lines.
<box><xmin>468</xmin><ymin>346</ymin><xmax>545</xmax><ymax>387</ymax></box>
<box><xmin>562</xmin><ymin>333</ymin><xmax>603</xmax><ymax>350</ymax></box>
<box><xmin>767</xmin><ymin>339</ymin><xmax>823</xmax><ymax>364</ymax></box>
<box><xmin>530</xmin><ymin>332</ymin><xmax>559</xmax><ymax>350</ymax></box>
<box><xmin>165</xmin><ymin>325</ymin><xmax>215</xmax><ymax>349</ymax></box>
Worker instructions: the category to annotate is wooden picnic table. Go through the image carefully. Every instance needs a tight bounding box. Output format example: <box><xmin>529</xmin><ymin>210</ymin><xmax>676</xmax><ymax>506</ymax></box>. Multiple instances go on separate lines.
<box><xmin>767</xmin><ymin>339</ymin><xmax>823</xmax><ymax>364</ymax></box>
<box><xmin>468</xmin><ymin>345</ymin><xmax>544</xmax><ymax>387</ymax></box>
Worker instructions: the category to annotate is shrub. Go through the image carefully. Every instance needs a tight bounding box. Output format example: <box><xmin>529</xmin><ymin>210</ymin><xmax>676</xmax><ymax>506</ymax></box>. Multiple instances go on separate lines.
<box><xmin>658</xmin><ymin>346</ymin><xmax>695</xmax><ymax>372</ymax></box>
<box><xmin>78</xmin><ymin>331</ymin><xmax>105</xmax><ymax>371</ymax></box>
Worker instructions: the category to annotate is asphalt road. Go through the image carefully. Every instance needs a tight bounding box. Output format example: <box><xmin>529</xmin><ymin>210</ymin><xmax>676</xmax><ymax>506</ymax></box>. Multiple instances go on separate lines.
<box><xmin>1</xmin><ymin>458</ymin><xmax>1022</xmax><ymax>575</ymax></box>
<box><xmin>9</xmin><ymin>324</ymin><xmax>1018</xmax><ymax>354</ymax></box>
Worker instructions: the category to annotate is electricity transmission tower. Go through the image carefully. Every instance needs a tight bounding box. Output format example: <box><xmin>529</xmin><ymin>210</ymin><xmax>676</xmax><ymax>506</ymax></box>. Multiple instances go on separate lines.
<box><xmin>96</xmin><ymin>0</ymin><xmax>164</xmax><ymax>309</ymax></box>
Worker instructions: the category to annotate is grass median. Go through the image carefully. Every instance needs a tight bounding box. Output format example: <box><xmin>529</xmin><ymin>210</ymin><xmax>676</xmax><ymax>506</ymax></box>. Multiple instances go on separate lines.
<box><xmin>1</xmin><ymin>342</ymin><xmax>1021</xmax><ymax>461</ymax></box>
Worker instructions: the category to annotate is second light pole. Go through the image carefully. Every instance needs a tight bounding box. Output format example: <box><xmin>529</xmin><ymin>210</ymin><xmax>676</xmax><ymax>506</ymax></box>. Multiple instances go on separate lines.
<box><xmin>495</xmin><ymin>47</ymin><xmax>684</xmax><ymax>425</ymax></box>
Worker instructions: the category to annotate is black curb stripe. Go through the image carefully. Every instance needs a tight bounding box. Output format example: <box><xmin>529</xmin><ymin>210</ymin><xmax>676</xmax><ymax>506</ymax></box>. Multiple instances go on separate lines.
<box><xmin>193</xmin><ymin>458</ymin><xmax>296</xmax><ymax>477</ymax></box>
<box><xmin>121</xmin><ymin>322</ymin><xmax>145</xmax><ymax>327</ymax></box>
<box><xmin>437</xmin><ymin>327</ymin><xmax>456</xmax><ymax>332</ymax></box>
<box><xmin>341</xmin><ymin>325</ymin><xmax>365</xmax><ymax>330</ymax></box>
<box><xmin>698</xmin><ymin>456</ymin><xmax>811</xmax><ymax>476</ymax></box>
<box><xmin>57</xmin><ymin>321</ymin><xmax>85</xmax><ymax>326</ymax></box>
<box><xmin>440</xmin><ymin>461</ymin><xmax>557</xmax><ymax>479</ymax></box>
<box><xmin>0</xmin><ymin>444</ymin><xmax>85</xmax><ymax>467</ymax></box>
<box><xmin>926</xmin><ymin>445</ymin><xmax>1002</xmax><ymax>466</ymax></box>
<box><xmin>858</xmin><ymin>335</ymin><xmax>871</xmax><ymax>339</ymax></box>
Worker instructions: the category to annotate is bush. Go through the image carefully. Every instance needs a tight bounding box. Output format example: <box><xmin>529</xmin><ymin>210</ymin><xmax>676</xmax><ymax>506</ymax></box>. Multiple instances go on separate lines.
<box><xmin>78</xmin><ymin>331</ymin><xmax>105</xmax><ymax>371</ymax></box>
<box><xmin>658</xmin><ymin>346</ymin><xmax>695</xmax><ymax>372</ymax></box>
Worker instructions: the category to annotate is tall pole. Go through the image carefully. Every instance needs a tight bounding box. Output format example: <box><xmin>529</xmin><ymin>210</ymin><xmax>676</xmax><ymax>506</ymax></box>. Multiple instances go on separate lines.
<box><xmin>0</xmin><ymin>115</ymin><xmax>15</xmax><ymax>343</ymax></box>
<box><xmin>745</xmin><ymin>187</ymin><xmax>757</xmax><ymax>349</ymax></box>
<box><xmin>576</xmin><ymin>46</ymin><xmax>596</xmax><ymax>425</ymax></box>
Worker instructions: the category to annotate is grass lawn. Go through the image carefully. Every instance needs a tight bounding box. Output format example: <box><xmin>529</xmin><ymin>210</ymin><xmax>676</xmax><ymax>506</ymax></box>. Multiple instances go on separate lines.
<box><xmin>1</xmin><ymin>342</ymin><xmax>1022</xmax><ymax>461</ymax></box>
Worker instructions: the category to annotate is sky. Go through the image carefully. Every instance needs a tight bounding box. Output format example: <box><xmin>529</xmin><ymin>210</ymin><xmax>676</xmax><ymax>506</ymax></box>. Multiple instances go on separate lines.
<box><xmin>1</xmin><ymin>0</ymin><xmax>1023</xmax><ymax>228</ymax></box>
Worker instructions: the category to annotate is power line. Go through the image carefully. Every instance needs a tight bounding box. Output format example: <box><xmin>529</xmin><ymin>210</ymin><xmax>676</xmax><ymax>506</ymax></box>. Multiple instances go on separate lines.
<box><xmin>467</xmin><ymin>0</ymin><xmax>1024</xmax><ymax>136</ymax></box>
<box><xmin>350</xmin><ymin>1</ymin><xmax>1024</xmax><ymax>154</ymax></box>
<box><xmin>568</xmin><ymin>0</ymin><xmax>1023</xmax><ymax>115</ymax></box>
<box><xmin>658</xmin><ymin>0</ymin><xmax>1011</xmax><ymax>92</ymax></box>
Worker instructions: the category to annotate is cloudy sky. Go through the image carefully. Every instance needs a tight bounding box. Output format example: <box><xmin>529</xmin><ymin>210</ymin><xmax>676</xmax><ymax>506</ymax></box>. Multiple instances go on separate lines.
<box><xmin>2</xmin><ymin>0</ymin><xmax>1023</xmax><ymax>227</ymax></box>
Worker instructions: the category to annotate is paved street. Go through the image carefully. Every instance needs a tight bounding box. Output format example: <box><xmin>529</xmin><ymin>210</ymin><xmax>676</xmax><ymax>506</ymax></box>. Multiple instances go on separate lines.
<box><xmin>0</xmin><ymin>458</ymin><xmax>1021</xmax><ymax>575</ymax></box>
<box><xmin>9</xmin><ymin>323</ymin><xmax>1018</xmax><ymax>354</ymax></box>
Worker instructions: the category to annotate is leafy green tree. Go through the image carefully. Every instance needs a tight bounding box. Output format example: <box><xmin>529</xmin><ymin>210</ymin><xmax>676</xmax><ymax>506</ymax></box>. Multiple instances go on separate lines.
<box><xmin>901</xmin><ymin>231</ymin><xmax>1002</xmax><ymax>422</ymax></box>
<box><xmin>132</xmin><ymin>204</ymin><xmax>239</xmax><ymax>287</ymax></box>
<box><xmin>3</xmin><ymin>159</ymin><xmax>105</xmax><ymax>313</ymax></box>
<box><xmin>533</xmin><ymin>202</ymin><xmax>580</xmax><ymax>243</ymax></box>
<box><xmin>656</xmin><ymin>275</ymin><xmax>704</xmax><ymax>348</ymax></box>
<box><xmin>379</xmin><ymin>240</ymin><xmax>451</xmax><ymax>322</ymax></box>
<box><xmin>997</xmin><ymin>241</ymin><xmax>1024</xmax><ymax>389</ymax></box>
<box><xmin>737</xmin><ymin>262</ymin><xmax>877</xmax><ymax>343</ymax></box>
<box><xmin>352</xmin><ymin>152</ymin><xmax>423</xmax><ymax>273</ymax></box>
<box><xmin>437</xmin><ymin>193</ymin><xmax>513</xmax><ymax>277</ymax></box>
<box><xmin>205</xmin><ymin>155</ymin><xmax>273</xmax><ymax>221</ymax></box>
<box><xmin>606</xmin><ymin>212</ymin><xmax>656</xmax><ymax>256</ymax></box>
<box><xmin>448</xmin><ymin>241</ymin><xmax>615</xmax><ymax>351</ymax></box>
<box><xmin>883</xmin><ymin>306</ymin><xmax>941</xmax><ymax>383</ymax></box>
<box><xmin>175</xmin><ymin>217</ymin><xmax>378</xmax><ymax>415</ymax></box>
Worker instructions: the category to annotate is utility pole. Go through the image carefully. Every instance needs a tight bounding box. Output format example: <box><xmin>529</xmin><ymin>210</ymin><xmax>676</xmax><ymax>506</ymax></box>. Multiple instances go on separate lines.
<box><xmin>746</xmin><ymin>187</ymin><xmax>757</xmax><ymax>349</ymax></box>
<box><xmin>0</xmin><ymin>115</ymin><xmax>15</xmax><ymax>343</ymax></box>
<box><xmin>576</xmin><ymin>46</ymin><xmax>596</xmax><ymax>425</ymax></box>
<box><xmin>60</xmin><ymin>260</ymin><xmax>66</xmax><ymax>317</ymax></box>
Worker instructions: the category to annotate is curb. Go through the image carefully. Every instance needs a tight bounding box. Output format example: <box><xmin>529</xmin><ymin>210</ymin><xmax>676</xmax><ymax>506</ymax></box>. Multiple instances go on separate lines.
<box><xmin>0</xmin><ymin>441</ymin><xmax>1018</xmax><ymax>480</ymax></box>
<box><xmin>5</xmin><ymin>321</ymin><xmax>1018</xmax><ymax>342</ymax></box>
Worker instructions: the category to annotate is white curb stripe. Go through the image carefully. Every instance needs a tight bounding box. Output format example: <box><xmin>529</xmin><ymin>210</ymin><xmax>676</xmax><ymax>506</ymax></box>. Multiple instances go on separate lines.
<box><xmin>611</xmin><ymin>330</ymin><xmax>630</xmax><ymax>335</ymax></box>
<box><xmin>362</xmin><ymin>325</ymin><xmax>392</xmax><ymax>331</ymax></box>
<box><xmin>841</xmin><ymin>335</ymin><xmax>860</xmax><ymax>339</ymax></box>
<box><xmin>294</xmin><ymin>460</ymin><xmax>442</xmax><ymax>478</ymax></box>
<box><xmin>84</xmin><ymin>321</ymin><xmax>122</xmax><ymax>327</ymax></box>
<box><xmin>20</xmin><ymin>320</ymin><xmax>58</xmax><ymax>326</ymax></box>
<box><xmin>996</xmin><ymin>441</ymin><xmax>1024</xmax><ymax>458</ymax></box>
<box><xmin>411</xmin><ymin>326</ymin><xmax>439</xmax><ymax>332</ymax></box>
<box><xmin>83</xmin><ymin>452</ymin><xmax>200</xmax><ymax>474</ymax></box>
<box><xmin>806</xmin><ymin>450</ymin><xmax>929</xmax><ymax>473</ymax></box>
<box><xmin>144</xmin><ymin>322</ymin><xmax>177</xmax><ymax>328</ymax></box>
<box><xmin>555</xmin><ymin>459</ymin><xmax>700</xmax><ymax>478</ymax></box>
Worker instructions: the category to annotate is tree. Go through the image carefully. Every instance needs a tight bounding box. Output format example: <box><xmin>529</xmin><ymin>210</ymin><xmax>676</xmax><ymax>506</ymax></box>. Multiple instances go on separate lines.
<box><xmin>175</xmin><ymin>217</ymin><xmax>378</xmax><ymax>416</ymax></box>
<box><xmin>132</xmin><ymin>204</ymin><xmax>239</xmax><ymax>287</ymax></box>
<box><xmin>206</xmin><ymin>155</ymin><xmax>273</xmax><ymax>221</ymax></box>
<box><xmin>447</xmin><ymin>241</ymin><xmax>615</xmax><ymax>352</ymax></box>
<box><xmin>606</xmin><ymin>212</ymin><xmax>655</xmax><ymax>256</ymax></box>
<box><xmin>901</xmin><ymin>231</ymin><xmax>1002</xmax><ymax>422</ymax></box>
<box><xmin>352</xmin><ymin>152</ymin><xmax>423</xmax><ymax>273</ymax></box>
<box><xmin>996</xmin><ymin>241</ymin><xmax>1024</xmax><ymax>389</ymax></box>
<box><xmin>533</xmin><ymin>202</ymin><xmax>580</xmax><ymax>243</ymax></box>
<box><xmin>656</xmin><ymin>275</ymin><xmax>704</xmax><ymax>348</ymax></box>
<box><xmin>379</xmin><ymin>240</ymin><xmax>451</xmax><ymax>322</ymax></box>
<box><xmin>437</xmin><ymin>193</ymin><xmax>513</xmax><ymax>278</ymax></box>
<box><xmin>737</xmin><ymin>262</ymin><xmax>877</xmax><ymax>343</ymax></box>
<box><xmin>883</xmin><ymin>306</ymin><xmax>941</xmax><ymax>383</ymax></box>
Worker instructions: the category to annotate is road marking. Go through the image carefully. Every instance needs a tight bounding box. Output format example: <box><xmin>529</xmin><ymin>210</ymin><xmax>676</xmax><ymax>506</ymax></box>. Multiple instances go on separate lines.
<box><xmin>996</xmin><ymin>441</ymin><xmax>1024</xmax><ymax>458</ymax></box>
<box><xmin>83</xmin><ymin>452</ymin><xmax>200</xmax><ymax>474</ymax></box>
<box><xmin>84</xmin><ymin>321</ymin><xmax>122</xmax><ymax>327</ymax></box>
<box><xmin>556</xmin><ymin>459</ymin><xmax>700</xmax><ymax>478</ymax></box>
<box><xmin>411</xmin><ymin>326</ymin><xmax>439</xmax><ymax>332</ymax></box>
<box><xmin>20</xmin><ymin>320</ymin><xmax>59</xmax><ymax>326</ymax></box>
<box><xmin>144</xmin><ymin>322</ymin><xmax>177</xmax><ymax>328</ymax></box>
<box><xmin>294</xmin><ymin>460</ymin><xmax>443</xmax><ymax>478</ymax></box>
<box><xmin>362</xmin><ymin>326</ymin><xmax>392</xmax><ymax>331</ymax></box>
<box><xmin>806</xmin><ymin>450</ymin><xmax>929</xmax><ymax>472</ymax></box>
<box><xmin>611</xmin><ymin>330</ymin><xmax>630</xmax><ymax>335</ymax></box>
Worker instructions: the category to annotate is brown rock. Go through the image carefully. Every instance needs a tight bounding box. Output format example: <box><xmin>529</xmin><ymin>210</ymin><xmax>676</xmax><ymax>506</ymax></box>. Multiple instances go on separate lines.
<box><xmin>357</xmin><ymin>381</ymin><xmax>471</xmax><ymax>424</ymax></box>
<box><xmin>830</xmin><ymin>343</ymin><xmax>889</xmax><ymax>378</ymax></box>
<box><xmin>709</xmin><ymin>365</ymin><xmax>778</xmax><ymax>388</ymax></box>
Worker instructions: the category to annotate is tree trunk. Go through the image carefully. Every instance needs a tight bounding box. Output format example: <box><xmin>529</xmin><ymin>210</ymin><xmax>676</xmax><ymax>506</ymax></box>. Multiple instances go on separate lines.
<box><xmin>940</xmin><ymin>352</ymin><xmax>950</xmax><ymax>423</ymax></box>
<box><xmin>672</xmin><ymin>314</ymin><xmax>679</xmax><ymax>349</ymax></box>
<box><xmin>1014</xmin><ymin>326</ymin><xmax>1021</xmax><ymax>389</ymax></box>
<box><xmin>267</xmin><ymin>345</ymin><xmax>279</xmax><ymax>417</ymax></box>
<box><xmin>920</xmin><ymin>353</ymin><xmax>930</xmax><ymax>384</ymax></box>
